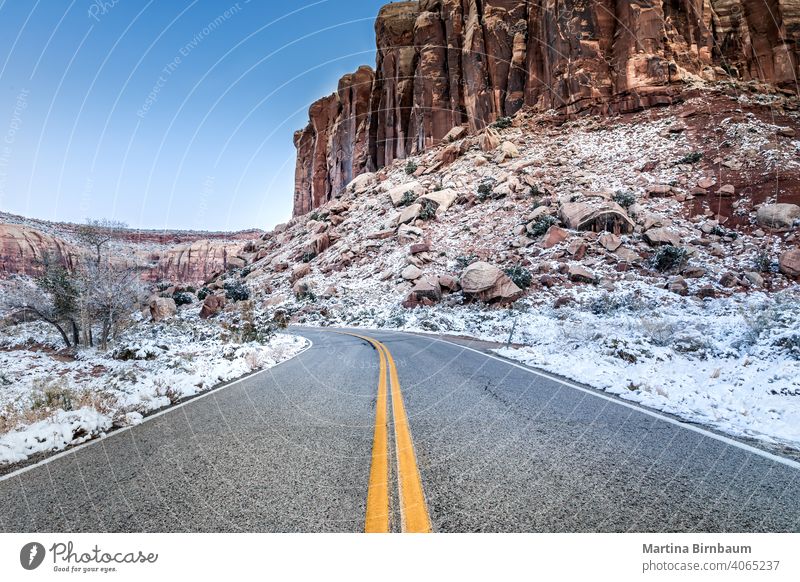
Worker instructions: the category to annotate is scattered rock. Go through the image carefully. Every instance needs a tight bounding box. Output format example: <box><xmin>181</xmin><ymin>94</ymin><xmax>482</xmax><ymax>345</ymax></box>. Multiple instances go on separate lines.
<box><xmin>559</xmin><ymin>201</ymin><xmax>635</xmax><ymax>234</ymax></box>
<box><xmin>667</xmin><ymin>276</ymin><xmax>688</xmax><ymax>295</ymax></box>
<box><xmin>598</xmin><ymin>233</ymin><xmax>622</xmax><ymax>251</ymax></box>
<box><xmin>418</xmin><ymin>188</ymin><xmax>458</xmax><ymax>215</ymax></box>
<box><xmin>347</xmin><ymin>172</ymin><xmax>377</xmax><ymax>194</ymax></box>
<box><xmin>401</xmin><ymin>265</ymin><xmax>423</xmax><ymax>280</ymax></box>
<box><xmin>757</xmin><ymin>203</ymin><xmax>800</xmax><ymax>230</ymax></box>
<box><xmin>149</xmin><ymin>297</ymin><xmax>177</xmax><ymax>322</ymax></box>
<box><xmin>717</xmin><ymin>184</ymin><xmax>736</xmax><ymax>196</ymax></box>
<box><xmin>568</xmin><ymin>265</ymin><xmax>595</xmax><ymax>284</ymax></box>
<box><xmin>398</xmin><ymin>203</ymin><xmax>422</xmax><ymax>225</ymax></box>
<box><xmin>290</xmin><ymin>263</ymin><xmax>310</xmax><ymax>283</ymax></box>
<box><xmin>442</xmin><ymin>125</ymin><xmax>468</xmax><ymax>142</ymax></box>
<box><xmin>542</xmin><ymin>226</ymin><xmax>570</xmax><ymax>248</ymax></box>
<box><xmin>644</xmin><ymin>227</ymin><xmax>681</xmax><ymax>246</ymax></box>
<box><xmin>460</xmin><ymin>261</ymin><xmax>523</xmax><ymax>303</ymax></box>
<box><xmin>779</xmin><ymin>248</ymin><xmax>800</xmax><ymax>279</ymax></box>
<box><xmin>387</xmin><ymin>181</ymin><xmax>426</xmax><ymax>207</ymax></box>
<box><xmin>199</xmin><ymin>294</ymin><xmax>226</xmax><ymax>319</ymax></box>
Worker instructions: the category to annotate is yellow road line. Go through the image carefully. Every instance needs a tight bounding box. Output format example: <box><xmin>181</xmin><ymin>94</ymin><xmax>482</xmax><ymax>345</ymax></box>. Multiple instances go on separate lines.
<box><xmin>339</xmin><ymin>332</ymin><xmax>432</xmax><ymax>533</ymax></box>
<box><xmin>344</xmin><ymin>333</ymin><xmax>390</xmax><ymax>533</ymax></box>
<box><xmin>377</xmin><ymin>339</ymin><xmax>432</xmax><ymax>533</ymax></box>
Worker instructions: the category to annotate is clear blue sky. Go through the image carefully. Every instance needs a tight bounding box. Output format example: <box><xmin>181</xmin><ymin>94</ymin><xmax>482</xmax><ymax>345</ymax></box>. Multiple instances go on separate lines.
<box><xmin>0</xmin><ymin>0</ymin><xmax>388</xmax><ymax>231</ymax></box>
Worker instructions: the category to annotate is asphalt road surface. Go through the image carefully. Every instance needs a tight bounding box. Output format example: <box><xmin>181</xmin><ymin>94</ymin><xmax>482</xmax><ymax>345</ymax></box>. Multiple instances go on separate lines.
<box><xmin>1</xmin><ymin>328</ymin><xmax>798</xmax><ymax>532</ymax></box>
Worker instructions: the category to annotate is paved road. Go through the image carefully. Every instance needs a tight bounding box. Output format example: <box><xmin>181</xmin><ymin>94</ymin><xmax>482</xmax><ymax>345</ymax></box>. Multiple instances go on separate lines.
<box><xmin>1</xmin><ymin>328</ymin><xmax>798</xmax><ymax>532</ymax></box>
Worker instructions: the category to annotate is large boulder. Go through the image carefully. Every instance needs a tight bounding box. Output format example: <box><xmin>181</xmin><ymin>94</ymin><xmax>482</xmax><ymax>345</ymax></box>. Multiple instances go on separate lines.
<box><xmin>149</xmin><ymin>297</ymin><xmax>177</xmax><ymax>322</ymax></box>
<box><xmin>199</xmin><ymin>294</ymin><xmax>226</xmax><ymax>319</ymax></box>
<box><xmin>347</xmin><ymin>172</ymin><xmax>377</xmax><ymax>194</ymax></box>
<box><xmin>757</xmin><ymin>204</ymin><xmax>800</xmax><ymax>229</ymax></box>
<box><xmin>780</xmin><ymin>248</ymin><xmax>800</xmax><ymax>279</ymax></box>
<box><xmin>559</xmin><ymin>201</ymin><xmax>635</xmax><ymax>234</ymax></box>
<box><xmin>460</xmin><ymin>262</ymin><xmax>523</xmax><ymax>303</ymax></box>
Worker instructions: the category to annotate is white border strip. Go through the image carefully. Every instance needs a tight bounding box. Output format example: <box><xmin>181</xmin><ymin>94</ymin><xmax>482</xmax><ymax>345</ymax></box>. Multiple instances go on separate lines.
<box><xmin>0</xmin><ymin>336</ymin><xmax>313</xmax><ymax>483</ymax></box>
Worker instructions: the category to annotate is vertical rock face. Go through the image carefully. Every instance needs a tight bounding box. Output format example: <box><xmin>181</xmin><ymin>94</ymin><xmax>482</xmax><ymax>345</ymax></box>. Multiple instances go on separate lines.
<box><xmin>293</xmin><ymin>0</ymin><xmax>800</xmax><ymax>216</ymax></box>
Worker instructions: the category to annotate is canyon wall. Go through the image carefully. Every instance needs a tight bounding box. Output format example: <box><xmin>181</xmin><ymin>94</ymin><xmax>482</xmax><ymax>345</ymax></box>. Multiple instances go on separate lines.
<box><xmin>293</xmin><ymin>0</ymin><xmax>800</xmax><ymax>215</ymax></box>
<box><xmin>0</xmin><ymin>221</ymin><xmax>256</xmax><ymax>284</ymax></box>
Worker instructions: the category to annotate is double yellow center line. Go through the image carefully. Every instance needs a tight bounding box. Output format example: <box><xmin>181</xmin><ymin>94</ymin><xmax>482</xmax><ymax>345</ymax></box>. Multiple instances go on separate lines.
<box><xmin>343</xmin><ymin>333</ymin><xmax>432</xmax><ymax>533</ymax></box>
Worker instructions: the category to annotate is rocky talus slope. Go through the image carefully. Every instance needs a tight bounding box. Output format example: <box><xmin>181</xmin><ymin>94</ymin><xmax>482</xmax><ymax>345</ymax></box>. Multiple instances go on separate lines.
<box><xmin>198</xmin><ymin>90</ymin><xmax>800</xmax><ymax>323</ymax></box>
<box><xmin>294</xmin><ymin>0</ymin><xmax>800</xmax><ymax>216</ymax></box>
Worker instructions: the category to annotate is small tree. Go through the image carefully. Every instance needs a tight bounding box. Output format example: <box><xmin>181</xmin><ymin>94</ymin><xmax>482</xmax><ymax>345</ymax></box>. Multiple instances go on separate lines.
<box><xmin>1</xmin><ymin>275</ymin><xmax>74</xmax><ymax>348</ymax></box>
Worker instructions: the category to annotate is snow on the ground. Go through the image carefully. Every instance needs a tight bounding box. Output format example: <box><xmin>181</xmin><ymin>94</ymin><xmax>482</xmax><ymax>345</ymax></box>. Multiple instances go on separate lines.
<box><xmin>0</xmin><ymin>313</ymin><xmax>307</xmax><ymax>466</ymax></box>
<box><xmin>297</xmin><ymin>283</ymin><xmax>800</xmax><ymax>451</ymax></box>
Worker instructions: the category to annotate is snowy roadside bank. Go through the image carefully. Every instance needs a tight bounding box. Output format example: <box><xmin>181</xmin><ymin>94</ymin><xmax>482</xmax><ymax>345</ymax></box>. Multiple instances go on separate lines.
<box><xmin>294</xmin><ymin>284</ymin><xmax>800</xmax><ymax>452</ymax></box>
<box><xmin>0</xmin><ymin>317</ymin><xmax>308</xmax><ymax>466</ymax></box>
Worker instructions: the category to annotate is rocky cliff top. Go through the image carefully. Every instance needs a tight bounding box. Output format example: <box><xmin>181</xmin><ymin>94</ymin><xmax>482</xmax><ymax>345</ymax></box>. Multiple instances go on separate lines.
<box><xmin>293</xmin><ymin>0</ymin><xmax>800</xmax><ymax>217</ymax></box>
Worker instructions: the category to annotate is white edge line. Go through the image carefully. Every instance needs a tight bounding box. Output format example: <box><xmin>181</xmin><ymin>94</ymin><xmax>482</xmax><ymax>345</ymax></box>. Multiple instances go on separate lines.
<box><xmin>428</xmin><ymin>334</ymin><xmax>800</xmax><ymax>472</ymax></box>
<box><xmin>0</xmin><ymin>336</ymin><xmax>313</xmax><ymax>483</ymax></box>
<box><xmin>322</xmin><ymin>326</ymin><xmax>800</xmax><ymax>472</ymax></box>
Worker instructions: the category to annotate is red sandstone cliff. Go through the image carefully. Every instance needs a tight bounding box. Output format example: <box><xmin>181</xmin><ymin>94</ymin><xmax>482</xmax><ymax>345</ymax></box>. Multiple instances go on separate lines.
<box><xmin>0</xmin><ymin>215</ymin><xmax>260</xmax><ymax>284</ymax></box>
<box><xmin>293</xmin><ymin>0</ymin><xmax>800</xmax><ymax>216</ymax></box>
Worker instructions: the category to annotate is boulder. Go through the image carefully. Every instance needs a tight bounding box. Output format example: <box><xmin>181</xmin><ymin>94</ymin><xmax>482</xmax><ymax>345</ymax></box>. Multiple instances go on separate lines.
<box><xmin>290</xmin><ymin>263</ymin><xmax>311</xmax><ymax>283</ymax></box>
<box><xmin>347</xmin><ymin>172</ymin><xmax>377</xmax><ymax>194</ymax></box>
<box><xmin>402</xmin><ymin>278</ymin><xmax>442</xmax><ymax>308</ymax></box>
<box><xmin>644</xmin><ymin>227</ymin><xmax>681</xmax><ymax>246</ymax></box>
<box><xmin>418</xmin><ymin>188</ymin><xmax>458</xmax><ymax>215</ymax></box>
<box><xmin>500</xmin><ymin>141</ymin><xmax>519</xmax><ymax>158</ymax></box>
<box><xmin>149</xmin><ymin>297</ymin><xmax>177</xmax><ymax>322</ymax></box>
<box><xmin>442</xmin><ymin>125</ymin><xmax>467</xmax><ymax>142</ymax></box>
<box><xmin>401</xmin><ymin>265</ymin><xmax>423</xmax><ymax>280</ymax></box>
<box><xmin>667</xmin><ymin>276</ymin><xmax>688</xmax><ymax>295</ymax></box>
<box><xmin>460</xmin><ymin>261</ymin><xmax>523</xmax><ymax>303</ymax></box>
<box><xmin>438</xmin><ymin>275</ymin><xmax>459</xmax><ymax>292</ymax></box>
<box><xmin>387</xmin><ymin>181</ymin><xmax>426</xmax><ymax>207</ymax></box>
<box><xmin>779</xmin><ymin>248</ymin><xmax>800</xmax><ymax>279</ymax></box>
<box><xmin>479</xmin><ymin>128</ymin><xmax>501</xmax><ymax>152</ymax></box>
<box><xmin>199</xmin><ymin>294</ymin><xmax>226</xmax><ymax>319</ymax></box>
<box><xmin>542</xmin><ymin>226</ymin><xmax>570</xmax><ymax>248</ymax></box>
<box><xmin>598</xmin><ymin>233</ymin><xmax>622</xmax><ymax>252</ymax></box>
<box><xmin>398</xmin><ymin>203</ymin><xmax>422</xmax><ymax>225</ymax></box>
<box><xmin>757</xmin><ymin>203</ymin><xmax>800</xmax><ymax>230</ymax></box>
<box><xmin>568</xmin><ymin>265</ymin><xmax>595</xmax><ymax>284</ymax></box>
<box><xmin>559</xmin><ymin>201</ymin><xmax>635</xmax><ymax>234</ymax></box>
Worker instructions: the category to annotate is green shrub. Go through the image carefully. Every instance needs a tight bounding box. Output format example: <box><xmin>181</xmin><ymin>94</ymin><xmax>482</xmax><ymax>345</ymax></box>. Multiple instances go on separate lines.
<box><xmin>476</xmin><ymin>178</ymin><xmax>496</xmax><ymax>200</ymax></box>
<box><xmin>529</xmin><ymin>184</ymin><xmax>542</xmax><ymax>197</ymax></box>
<box><xmin>676</xmin><ymin>151</ymin><xmax>703</xmax><ymax>165</ymax></box>
<box><xmin>405</xmin><ymin>160</ymin><xmax>418</xmax><ymax>175</ymax></box>
<box><xmin>651</xmin><ymin>246</ymin><xmax>688</xmax><ymax>272</ymax></box>
<box><xmin>301</xmin><ymin>251</ymin><xmax>316</xmax><ymax>263</ymax></box>
<box><xmin>504</xmin><ymin>266</ymin><xmax>533</xmax><ymax>289</ymax></box>
<box><xmin>197</xmin><ymin>287</ymin><xmax>211</xmax><ymax>301</ymax></box>
<box><xmin>173</xmin><ymin>292</ymin><xmax>193</xmax><ymax>307</ymax></box>
<box><xmin>528</xmin><ymin>215</ymin><xmax>557</xmax><ymax>237</ymax></box>
<box><xmin>613</xmin><ymin>190</ymin><xmax>636</xmax><ymax>209</ymax></box>
<box><xmin>418</xmin><ymin>199</ymin><xmax>437</xmax><ymax>221</ymax></box>
<box><xmin>456</xmin><ymin>255</ymin><xmax>477</xmax><ymax>270</ymax></box>
<box><xmin>399</xmin><ymin>190</ymin><xmax>418</xmax><ymax>207</ymax></box>
<box><xmin>223</xmin><ymin>280</ymin><xmax>250</xmax><ymax>302</ymax></box>
<box><xmin>754</xmin><ymin>251</ymin><xmax>772</xmax><ymax>273</ymax></box>
<box><xmin>492</xmin><ymin>117</ymin><xmax>512</xmax><ymax>130</ymax></box>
